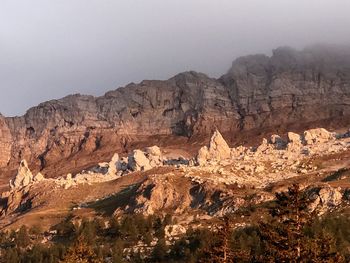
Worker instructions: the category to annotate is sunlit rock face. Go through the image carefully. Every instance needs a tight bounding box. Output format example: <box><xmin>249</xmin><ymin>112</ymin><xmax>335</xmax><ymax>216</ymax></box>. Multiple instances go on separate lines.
<box><xmin>2</xmin><ymin>45</ymin><xmax>350</xmax><ymax>170</ymax></box>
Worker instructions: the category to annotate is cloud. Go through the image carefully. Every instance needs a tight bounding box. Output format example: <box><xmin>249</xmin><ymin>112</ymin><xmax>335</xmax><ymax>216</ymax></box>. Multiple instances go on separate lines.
<box><xmin>1</xmin><ymin>0</ymin><xmax>350</xmax><ymax>116</ymax></box>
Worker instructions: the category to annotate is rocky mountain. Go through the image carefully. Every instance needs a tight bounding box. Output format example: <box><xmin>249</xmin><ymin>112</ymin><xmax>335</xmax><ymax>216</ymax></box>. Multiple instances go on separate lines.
<box><xmin>1</xmin><ymin>45</ymin><xmax>350</xmax><ymax>178</ymax></box>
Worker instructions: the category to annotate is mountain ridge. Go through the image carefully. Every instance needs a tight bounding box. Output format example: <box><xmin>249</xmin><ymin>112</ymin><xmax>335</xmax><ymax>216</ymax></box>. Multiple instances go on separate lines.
<box><xmin>1</xmin><ymin>45</ymin><xmax>350</xmax><ymax>181</ymax></box>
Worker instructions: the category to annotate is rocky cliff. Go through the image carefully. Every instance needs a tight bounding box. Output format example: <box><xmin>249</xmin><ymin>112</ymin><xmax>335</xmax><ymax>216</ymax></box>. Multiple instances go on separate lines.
<box><xmin>221</xmin><ymin>45</ymin><xmax>350</xmax><ymax>130</ymax></box>
<box><xmin>1</xmin><ymin>45</ymin><xmax>350</xmax><ymax>174</ymax></box>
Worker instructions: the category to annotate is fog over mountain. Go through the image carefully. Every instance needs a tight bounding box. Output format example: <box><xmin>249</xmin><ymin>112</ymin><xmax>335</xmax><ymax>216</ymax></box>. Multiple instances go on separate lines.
<box><xmin>1</xmin><ymin>0</ymin><xmax>350</xmax><ymax>116</ymax></box>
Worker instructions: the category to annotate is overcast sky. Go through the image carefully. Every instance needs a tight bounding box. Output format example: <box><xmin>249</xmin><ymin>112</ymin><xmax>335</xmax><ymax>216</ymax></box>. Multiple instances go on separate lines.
<box><xmin>1</xmin><ymin>0</ymin><xmax>350</xmax><ymax>116</ymax></box>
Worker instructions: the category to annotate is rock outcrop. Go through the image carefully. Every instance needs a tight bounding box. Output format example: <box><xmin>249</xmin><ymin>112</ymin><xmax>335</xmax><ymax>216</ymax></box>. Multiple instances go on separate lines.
<box><xmin>304</xmin><ymin>128</ymin><xmax>334</xmax><ymax>145</ymax></box>
<box><xmin>2</xmin><ymin>45</ymin><xmax>350</xmax><ymax>175</ymax></box>
<box><xmin>128</xmin><ymin>150</ymin><xmax>153</xmax><ymax>172</ymax></box>
<box><xmin>144</xmin><ymin>146</ymin><xmax>163</xmax><ymax>167</ymax></box>
<box><xmin>127</xmin><ymin>146</ymin><xmax>164</xmax><ymax>172</ymax></box>
<box><xmin>197</xmin><ymin>130</ymin><xmax>231</xmax><ymax>165</ymax></box>
<box><xmin>10</xmin><ymin>160</ymin><xmax>34</xmax><ymax>189</ymax></box>
<box><xmin>286</xmin><ymin>132</ymin><xmax>303</xmax><ymax>152</ymax></box>
<box><xmin>113</xmin><ymin>172</ymin><xmax>250</xmax><ymax>217</ymax></box>
<box><xmin>108</xmin><ymin>153</ymin><xmax>120</xmax><ymax>175</ymax></box>
<box><xmin>308</xmin><ymin>185</ymin><xmax>343</xmax><ymax>215</ymax></box>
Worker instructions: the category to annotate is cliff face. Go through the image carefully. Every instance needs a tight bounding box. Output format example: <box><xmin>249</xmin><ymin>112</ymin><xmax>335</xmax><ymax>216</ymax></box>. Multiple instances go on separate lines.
<box><xmin>220</xmin><ymin>46</ymin><xmax>350</xmax><ymax>130</ymax></box>
<box><xmin>0</xmin><ymin>114</ymin><xmax>12</xmax><ymax>167</ymax></box>
<box><xmin>1</xmin><ymin>45</ymin><xmax>350</xmax><ymax>171</ymax></box>
<box><xmin>1</xmin><ymin>72</ymin><xmax>239</xmax><ymax>170</ymax></box>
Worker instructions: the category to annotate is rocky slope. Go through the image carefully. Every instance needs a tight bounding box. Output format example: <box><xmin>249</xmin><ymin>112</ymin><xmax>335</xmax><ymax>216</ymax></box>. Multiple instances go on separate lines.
<box><xmin>2</xmin><ymin>127</ymin><xmax>350</xmax><ymax>230</ymax></box>
<box><xmin>1</xmin><ymin>45</ymin><xmax>350</xmax><ymax>179</ymax></box>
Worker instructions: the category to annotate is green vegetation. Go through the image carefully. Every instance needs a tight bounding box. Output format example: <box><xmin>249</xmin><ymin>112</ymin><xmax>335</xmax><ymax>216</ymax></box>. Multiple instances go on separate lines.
<box><xmin>1</xmin><ymin>185</ymin><xmax>350</xmax><ymax>262</ymax></box>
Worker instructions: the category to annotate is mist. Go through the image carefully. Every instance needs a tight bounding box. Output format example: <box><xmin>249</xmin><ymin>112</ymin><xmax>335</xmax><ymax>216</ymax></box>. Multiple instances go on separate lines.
<box><xmin>1</xmin><ymin>0</ymin><xmax>350</xmax><ymax>116</ymax></box>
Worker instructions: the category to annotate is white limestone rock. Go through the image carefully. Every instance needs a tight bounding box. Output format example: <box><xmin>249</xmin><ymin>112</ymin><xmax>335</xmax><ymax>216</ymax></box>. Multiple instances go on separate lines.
<box><xmin>209</xmin><ymin>130</ymin><xmax>231</xmax><ymax>160</ymax></box>
<box><xmin>10</xmin><ymin>160</ymin><xmax>33</xmax><ymax>190</ymax></box>
<box><xmin>108</xmin><ymin>153</ymin><xmax>119</xmax><ymax>175</ymax></box>
<box><xmin>196</xmin><ymin>130</ymin><xmax>231</xmax><ymax>165</ymax></box>
<box><xmin>304</xmin><ymin>128</ymin><xmax>333</xmax><ymax>145</ymax></box>
<box><xmin>287</xmin><ymin>132</ymin><xmax>302</xmax><ymax>152</ymax></box>
<box><xmin>197</xmin><ymin>146</ymin><xmax>210</xmax><ymax>166</ymax></box>
<box><xmin>308</xmin><ymin>186</ymin><xmax>342</xmax><ymax>215</ymax></box>
<box><xmin>256</xmin><ymin>138</ymin><xmax>269</xmax><ymax>153</ymax></box>
<box><xmin>128</xmin><ymin>149</ymin><xmax>152</xmax><ymax>171</ymax></box>
<box><xmin>145</xmin><ymin>146</ymin><xmax>163</xmax><ymax>167</ymax></box>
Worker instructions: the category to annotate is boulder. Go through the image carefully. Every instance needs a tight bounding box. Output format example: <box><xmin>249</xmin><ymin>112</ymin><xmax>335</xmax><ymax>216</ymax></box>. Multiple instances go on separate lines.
<box><xmin>66</xmin><ymin>173</ymin><xmax>72</xmax><ymax>180</ymax></box>
<box><xmin>128</xmin><ymin>150</ymin><xmax>152</xmax><ymax>171</ymax></box>
<box><xmin>209</xmin><ymin>130</ymin><xmax>231</xmax><ymax>159</ymax></box>
<box><xmin>145</xmin><ymin>146</ymin><xmax>163</xmax><ymax>167</ymax></box>
<box><xmin>145</xmin><ymin>146</ymin><xmax>162</xmax><ymax>157</ymax></box>
<box><xmin>287</xmin><ymin>132</ymin><xmax>302</xmax><ymax>144</ymax></box>
<box><xmin>304</xmin><ymin>128</ymin><xmax>333</xmax><ymax>145</ymax></box>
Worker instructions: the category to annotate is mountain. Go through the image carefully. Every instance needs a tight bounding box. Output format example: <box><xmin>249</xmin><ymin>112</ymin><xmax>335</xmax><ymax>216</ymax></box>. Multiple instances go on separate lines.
<box><xmin>2</xmin><ymin>45</ymin><xmax>350</xmax><ymax>261</ymax></box>
<box><xmin>1</xmin><ymin>45</ymin><xmax>350</xmax><ymax>178</ymax></box>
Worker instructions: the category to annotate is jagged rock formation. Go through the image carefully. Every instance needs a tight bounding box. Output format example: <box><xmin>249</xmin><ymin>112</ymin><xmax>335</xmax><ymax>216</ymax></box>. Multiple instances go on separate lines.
<box><xmin>191</xmin><ymin>127</ymin><xmax>346</xmax><ymax>188</ymax></box>
<box><xmin>53</xmin><ymin>146</ymin><xmax>164</xmax><ymax>188</ymax></box>
<box><xmin>1</xmin><ymin>161</ymin><xmax>46</xmax><ymax>216</ymax></box>
<box><xmin>56</xmin><ymin>153</ymin><xmax>122</xmax><ymax>188</ymax></box>
<box><xmin>9</xmin><ymin>160</ymin><xmax>33</xmax><ymax>189</ymax></box>
<box><xmin>113</xmin><ymin>172</ymin><xmax>253</xmax><ymax>217</ymax></box>
<box><xmin>1</xmin><ymin>45</ymin><xmax>350</xmax><ymax>174</ymax></box>
<box><xmin>107</xmin><ymin>153</ymin><xmax>119</xmax><ymax>175</ymax></box>
<box><xmin>197</xmin><ymin>130</ymin><xmax>231</xmax><ymax>165</ymax></box>
<box><xmin>126</xmin><ymin>146</ymin><xmax>163</xmax><ymax>172</ymax></box>
<box><xmin>2</xmin><ymin>126</ymin><xmax>350</xmax><ymax>226</ymax></box>
<box><xmin>9</xmin><ymin>160</ymin><xmax>44</xmax><ymax>190</ymax></box>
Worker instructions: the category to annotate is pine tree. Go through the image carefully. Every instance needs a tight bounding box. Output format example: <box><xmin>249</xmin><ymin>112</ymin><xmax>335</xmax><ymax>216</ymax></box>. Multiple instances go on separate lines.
<box><xmin>257</xmin><ymin>184</ymin><xmax>344</xmax><ymax>262</ymax></box>
<box><xmin>3</xmin><ymin>248</ymin><xmax>20</xmax><ymax>263</ymax></box>
<box><xmin>111</xmin><ymin>239</ymin><xmax>124</xmax><ymax>263</ymax></box>
<box><xmin>201</xmin><ymin>216</ymin><xmax>249</xmax><ymax>263</ymax></box>
<box><xmin>60</xmin><ymin>236</ymin><xmax>102</xmax><ymax>263</ymax></box>
<box><xmin>151</xmin><ymin>237</ymin><xmax>168</xmax><ymax>262</ymax></box>
<box><xmin>15</xmin><ymin>225</ymin><xmax>30</xmax><ymax>248</ymax></box>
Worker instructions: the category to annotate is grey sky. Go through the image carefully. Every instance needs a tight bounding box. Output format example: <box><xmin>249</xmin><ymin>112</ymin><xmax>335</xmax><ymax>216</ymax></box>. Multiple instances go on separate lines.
<box><xmin>1</xmin><ymin>0</ymin><xmax>350</xmax><ymax>116</ymax></box>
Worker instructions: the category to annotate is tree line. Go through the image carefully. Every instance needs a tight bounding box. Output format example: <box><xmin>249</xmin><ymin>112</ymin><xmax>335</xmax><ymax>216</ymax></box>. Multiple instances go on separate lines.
<box><xmin>1</xmin><ymin>184</ymin><xmax>350</xmax><ymax>262</ymax></box>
